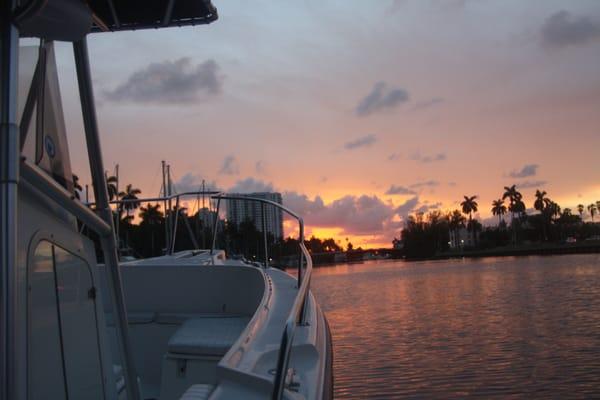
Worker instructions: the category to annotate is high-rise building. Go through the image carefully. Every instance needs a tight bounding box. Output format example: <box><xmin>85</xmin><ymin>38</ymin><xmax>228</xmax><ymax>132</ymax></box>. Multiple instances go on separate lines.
<box><xmin>226</xmin><ymin>192</ymin><xmax>284</xmax><ymax>240</ymax></box>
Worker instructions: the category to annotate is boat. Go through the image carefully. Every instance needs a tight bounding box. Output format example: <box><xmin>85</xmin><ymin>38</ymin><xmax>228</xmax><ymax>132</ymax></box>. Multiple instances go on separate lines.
<box><xmin>0</xmin><ymin>1</ymin><xmax>333</xmax><ymax>399</ymax></box>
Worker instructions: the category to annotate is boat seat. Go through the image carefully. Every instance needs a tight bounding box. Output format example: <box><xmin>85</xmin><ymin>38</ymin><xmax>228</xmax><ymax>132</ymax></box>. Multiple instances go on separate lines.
<box><xmin>168</xmin><ymin>317</ymin><xmax>250</xmax><ymax>356</ymax></box>
<box><xmin>179</xmin><ymin>384</ymin><xmax>216</xmax><ymax>400</ymax></box>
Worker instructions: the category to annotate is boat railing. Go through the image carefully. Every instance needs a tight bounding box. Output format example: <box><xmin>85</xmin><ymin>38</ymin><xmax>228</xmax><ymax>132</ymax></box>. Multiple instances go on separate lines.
<box><xmin>92</xmin><ymin>191</ymin><xmax>313</xmax><ymax>399</ymax></box>
<box><xmin>209</xmin><ymin>194</ymin><xmax>312</xmax><ymax>400</ymax></box>
<box><xmin>89</xmin><ymin>190</ymin><xmax>222</xmax><ymax>255</ymax></box>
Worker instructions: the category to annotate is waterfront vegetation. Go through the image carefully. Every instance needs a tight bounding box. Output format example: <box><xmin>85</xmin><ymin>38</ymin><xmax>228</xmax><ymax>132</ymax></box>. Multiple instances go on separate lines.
<box><xmin>401</xmin><ymin>185</ymin><xmax>600</xmax><ymax>259</ymax></box>
<box><xmin>79</xmin><ymin>176</ymin><xmax>351</xmax><ymax>263</ymax></box>
<box><xmin>79</xmin><ymin>175</ymin><xmax>600</xmax><ymax>262</ymax></box>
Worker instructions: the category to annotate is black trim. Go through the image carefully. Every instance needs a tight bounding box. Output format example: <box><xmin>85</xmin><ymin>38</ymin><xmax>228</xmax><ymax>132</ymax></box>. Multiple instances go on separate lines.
<box><xmin>322</xmin><ymin>313</ymin><xmax>334</xmax><ymax>400</ymax></box>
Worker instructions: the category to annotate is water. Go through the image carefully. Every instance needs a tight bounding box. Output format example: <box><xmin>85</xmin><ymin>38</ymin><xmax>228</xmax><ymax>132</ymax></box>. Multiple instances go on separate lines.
<box><xmin>310</xmin><ymin>255</ymin><xmax>600</xmax><ymax>399</ymax></box>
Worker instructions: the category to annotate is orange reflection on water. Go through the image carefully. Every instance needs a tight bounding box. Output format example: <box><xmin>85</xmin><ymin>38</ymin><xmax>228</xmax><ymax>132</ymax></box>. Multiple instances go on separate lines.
<box><xmin>310</xmin><ymin>255</ymin><xmax>600</xmax><ymax>399</ymax></box>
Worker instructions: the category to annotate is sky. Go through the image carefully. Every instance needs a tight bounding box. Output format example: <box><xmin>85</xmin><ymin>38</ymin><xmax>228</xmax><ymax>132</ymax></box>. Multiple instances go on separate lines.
<box><xmin>44</xmin><ymin>0</ymin><xmax>600</xmax><ymax>248</ymax></box>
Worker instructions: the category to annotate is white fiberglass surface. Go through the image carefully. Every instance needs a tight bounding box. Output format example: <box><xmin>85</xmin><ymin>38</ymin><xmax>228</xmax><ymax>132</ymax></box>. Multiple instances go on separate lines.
<box><xmin>29</xmin><ymin>240</ymin><xmax>105</xmax><ymax>400</ymax></box>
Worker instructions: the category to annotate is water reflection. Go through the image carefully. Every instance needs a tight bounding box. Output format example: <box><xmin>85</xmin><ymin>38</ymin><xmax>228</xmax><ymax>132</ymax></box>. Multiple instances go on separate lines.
<box><xmin>310</xmin><ymin>255</ymin><xmax>600</xmax><ymax>399</ymax></box>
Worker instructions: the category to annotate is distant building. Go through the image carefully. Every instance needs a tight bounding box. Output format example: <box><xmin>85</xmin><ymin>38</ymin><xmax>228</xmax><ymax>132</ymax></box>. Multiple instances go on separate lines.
<box><xmin>449</xmin><ymin>227</ymin><xmax>478</xmax><ymax>249</ymax></box>
<box><xmin>226</xmin><ymin>192</ymin><xmax>284</xmax><ymax>240</ymax></box>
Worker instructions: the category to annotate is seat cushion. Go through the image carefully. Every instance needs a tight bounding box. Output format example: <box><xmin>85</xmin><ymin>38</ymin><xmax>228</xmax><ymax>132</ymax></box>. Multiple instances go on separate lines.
<box><xmin>168</xmin><ymin>317</ymin><xmax>250</xmax><ymax>356</ymax></box>
<box><xmin>179</xmin><ymin>384</ymin><xmax>215</xmax><ymax>400</ymax></box>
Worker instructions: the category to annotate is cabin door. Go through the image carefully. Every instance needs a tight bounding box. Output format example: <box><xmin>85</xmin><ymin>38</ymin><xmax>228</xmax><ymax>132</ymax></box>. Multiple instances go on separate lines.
<box><xmin>28</xmin><ymin>240</ymin><xmax>106</xmax><ymax>400</ymax></box>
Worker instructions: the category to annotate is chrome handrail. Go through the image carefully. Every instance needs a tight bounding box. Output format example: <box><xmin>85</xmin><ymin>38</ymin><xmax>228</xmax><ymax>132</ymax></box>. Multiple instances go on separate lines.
<box><xmin>86</xmin><ymin>190</ymin><xmax>223</xmax><ymax>206</ymax></box>
<box><xmin>209</xmin><ymin>194</ymin><xmax>312</xmax><ymax>400</ymax></box>
<box><xmin>92</xmin><ymin>190</ymin><xmax>314</xmax><ymax>398</ymax></box>
<box><xmin>88</xmin><ymin>190</ymin><xmax>222</xmax><ymax>255</ymax></box>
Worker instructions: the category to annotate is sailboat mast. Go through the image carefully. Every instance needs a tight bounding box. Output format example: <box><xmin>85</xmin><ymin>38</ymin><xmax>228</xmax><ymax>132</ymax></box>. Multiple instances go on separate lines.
<box><xmin>162</xmin><ymin>160</ymin><xmax>169</xmax><ymax>253</ymax></box>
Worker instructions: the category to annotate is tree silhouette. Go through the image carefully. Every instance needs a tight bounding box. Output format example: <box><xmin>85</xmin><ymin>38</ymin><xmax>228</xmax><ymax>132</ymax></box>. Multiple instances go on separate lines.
<box><xmin>119</xmin><ymin>184</ymin><xmax>142</xmax><ymax>216</ymax></box>
<box><xmin>533</xmin><ymin>190</ymin><xmax>550</xmax><ymax>214</ymax></box>
<box><xmin>460</xmin><ymin>195</ymin><xmax>478</xmax><ymax>245</ymax></box>
<box><xmin>534</xmin><ymin>190</ymin><xmax>553</xmax><ymax>241</ymax></box>
<box><xmin>106</xmin><ymin>175</ymin><xmax>118</xmax><ymax>201</ymax></box>
<box><xmin>588</xmin><ymin>203</ymin><xmax>597</xmax><ymax>222</ymax></box>
<box><xmin>491</xmin><ymin>199</ymin><xmax>507</xmax><ymax>226</ymax></box>
<box><xmin>503</xmin><ymin>185</ymin><xmax>523</xmax><ymax>244</ymax></box>
<box><xmin>139</xmin><ymin>203</ymin><xmax>163</xmax><ymax>225</ymax></box>
<box><xmin>577</xmin><ymin>204</ymin><xmax>585</xmax><ymax>220</ymax></box>
<box><xmin>448</xmin><ymin>209</ymin><xmax>466</xmax><ymax>248</ymax></box>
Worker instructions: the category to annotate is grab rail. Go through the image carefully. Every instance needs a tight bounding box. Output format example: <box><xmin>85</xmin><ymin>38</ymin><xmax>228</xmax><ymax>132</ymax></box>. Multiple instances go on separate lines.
<box><xmin>89</xmin><ymin>190</ymin><xmax>222</xmax><ymax>255</ymax></box>
<box><xmin>209</xmin><ymin>194</ymin><xmax>312</xmax><ymax>400</ymax></box>
<box><xmin>94</xmin><ymin>190</ymin><xmax>314</xmax><ymax>398</ymax></box>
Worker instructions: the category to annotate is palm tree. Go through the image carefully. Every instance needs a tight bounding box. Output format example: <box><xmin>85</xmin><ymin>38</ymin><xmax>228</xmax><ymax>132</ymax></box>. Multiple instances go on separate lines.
<box><xmin>119</xmin><ymin>184</ymin><xmax>142</xmax><ymax>216</ymax></box>
<box><xmin>577</xmin><ymin>204</ymin><xmax>585</xmax><ymax>220</ymax></box>
<box><xmin>139</xmin><ymin>203</ymin><xmax>163</xmax><ymax>255</ymax></box>
<box><xmin>533</xmin><ymin>190</ymin><xmax>552</xmax><ymax>241</ymax></box>
<box><xmin>460</xmin><ymin>195</ymin><xmax>478</xmax><ymax>245</ymax></box>
<box><xmin>448</xmin><ymin>209</ymin><xmax>466</xmax><ymax>248</ymax></box>
<box><xmin>106</xmin><ymin>174</ymin><xmax>118</xmax><ymax>201</ymax></box>
<box><xmin>588</xmin><ymin>203</ymin><xmax>597</xmax><ymax>222</ymax></box>
<box><xmin>503</xmin><ymin>185</ymin><xmax>523</xmax><ymax>220</ymax></box>
<box><xmin>547</xmin><ymin>201</ymin><xmax>561</xmax><ymax>220</ymax></box>
<box><xmin>503</xmin><ymin>185</ymin><xmax>523</xmax><ymax>245</ymax></box>
<box><xmin>72</xmin><ymin>174</ymin><xmax>83</xmax><ymax>200</ymax></box>
<box><xmin>513</xmin><ymin>199</ymin><xmax>526</xmax><ymax>219</ymax></box>
<box><xmin>139</xmin><ymin>203</ymin><xmax>163</xmax><ymax>225</ymax></box>
<box><xmin>491</xmin><ymin>199</ymin><xmax>507</xmax><ymax>226</ymax></box>
<box><xmin>533</xmin><ymin>190</ymin><xmax>550</xmax><ymax>214</ymax></box>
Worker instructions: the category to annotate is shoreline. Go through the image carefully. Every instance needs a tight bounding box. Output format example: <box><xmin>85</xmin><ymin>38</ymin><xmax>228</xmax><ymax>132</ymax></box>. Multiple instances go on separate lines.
<box><xmin>284</xmin><ymin>241</ymin><xmax>600</xmax><ymax>267</ymax></box>
<box><xmin>425</xmin><ymin>241</ymin><xmax>600</xmax><ymax>261</ymax></box>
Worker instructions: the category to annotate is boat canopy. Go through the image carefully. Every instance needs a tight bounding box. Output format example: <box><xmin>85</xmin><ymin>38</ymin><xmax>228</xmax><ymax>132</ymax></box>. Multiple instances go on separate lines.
<box><xmin>14</xmin><ymin>0</ymin><xmax>217</xmax><ymax>41</ymax></box>
<box><xmin>88</xmin><ymin>0</ymin><xmax>218</xmax><ymax>33</ymax></box>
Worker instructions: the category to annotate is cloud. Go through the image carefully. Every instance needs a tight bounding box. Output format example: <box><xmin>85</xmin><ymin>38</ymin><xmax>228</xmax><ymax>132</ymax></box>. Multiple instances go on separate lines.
<box><xmin>395</xmin><ymin>196</ymin><xmax>420</xmax><ymax>218</ymax></box>
<box><xmin>414</xmin><ymin>200</ymin><xmax>443</xmax><ymax>214</ymax></box>
<box><xmin>516</xmin><ymin>180</ymin><xmax>548</xmax><ymax>189</ymax></box>
<box><xmin>355</xmin><ymin>82</ymin><xmax>410</xmax><ymax>116</ymax></box>
<box><xmin>172</xmin><ymin>173</ymin><xmax>220</xmax><ymax>193</ymax></box>
<box><xmin>388</xmin><ymin>152</ymin><xmax>402</xmax><ymax>161</ymax></box>
<box><xmin>541</xmin><ymin>10</ymin><xmax>600</xmax><ymax>48</ymax></box>
<box><xmin>385</xmin><ymin>185</ymin><xmax>416</xmax><ymax>195</ymax></box>
<box><xmin>228</xmin><ymin>177</ymin><xmax>274</xmax><ymax>193</ymax></box>
<box><xmin>509</xmin><ymin>164</ymin><xmax>538</xmax><ymax>178</ymax></box>
<box><xmin>104</xmin><ymin>58</ymin><xmax>222</xmax><ymax>104</ymax></box>
<box><xmin>283</xmin><ymin>192</ymin><xmax>400</xmax><ymax>235</ymax></box>
<box><xmin>410</xmin><ymin>152</ymin><xmax>447</xmax><ymax>163</ymax></box>
<box><xmin>412</xmin><ymin>97</ymin><xmax>444</xmax><ymax>111</ymax></box>
<box><xmin>255</xmin><ymin>160</ymin><xmax>267</xmax><ymax>175</ymax></box>
<box><xmin>344</xmin><ymin>134</ymin><xmax>377</xmax><ymax>150</ymax></box>
<box><xmin>409</xmin><ymin>180</ymin><xmax>440</xmax><ymax>188</ymax></box>
<box><xmin>219</xmin><ymin>155</ymin><xmax>240</xmax><ymax>175</ymax></box>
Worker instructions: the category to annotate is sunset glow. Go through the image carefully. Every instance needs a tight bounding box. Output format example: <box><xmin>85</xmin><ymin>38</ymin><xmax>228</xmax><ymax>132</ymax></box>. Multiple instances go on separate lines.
<box><xmin>50</xmin><ymin>0</ymin><xmax>600</xmax><ymax>248</ymax></box>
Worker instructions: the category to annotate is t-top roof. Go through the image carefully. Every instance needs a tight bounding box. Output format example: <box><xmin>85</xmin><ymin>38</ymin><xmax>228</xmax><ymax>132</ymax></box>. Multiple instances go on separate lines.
<box><xmin>89</xmin><ymin>0</ymin><xmax>218</xmax><ymax>32</ymax></box>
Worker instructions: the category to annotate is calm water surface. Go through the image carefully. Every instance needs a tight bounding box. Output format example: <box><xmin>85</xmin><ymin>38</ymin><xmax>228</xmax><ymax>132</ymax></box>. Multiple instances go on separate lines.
<box><xmin>310</xmin><ymin>255</ymin><xmax>600</xmax><ymax>399</ymax></box>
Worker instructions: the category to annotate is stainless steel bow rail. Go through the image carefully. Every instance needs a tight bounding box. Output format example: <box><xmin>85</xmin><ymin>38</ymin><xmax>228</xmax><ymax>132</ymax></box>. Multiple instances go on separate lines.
<box><xmin>84</xmin><ymin>191</ymin><xmax>314</xmax><ymax>399</ymax></box>
<box><xmin>96</xmin><ymin>190</ymin><xmax>222</xmax><ymax>255</ymax></box>
<box><xmin>209</xmin><ymin>194</ymin><xmax>313</xmax><ymax>400</ymax></box>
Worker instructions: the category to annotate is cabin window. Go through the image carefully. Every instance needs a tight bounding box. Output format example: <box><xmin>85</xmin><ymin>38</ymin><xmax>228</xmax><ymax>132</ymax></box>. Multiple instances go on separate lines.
<box><xmin>28</xmin><ymin>240</ymin><xmax>105</xmax><ymax>400</ymax></box>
